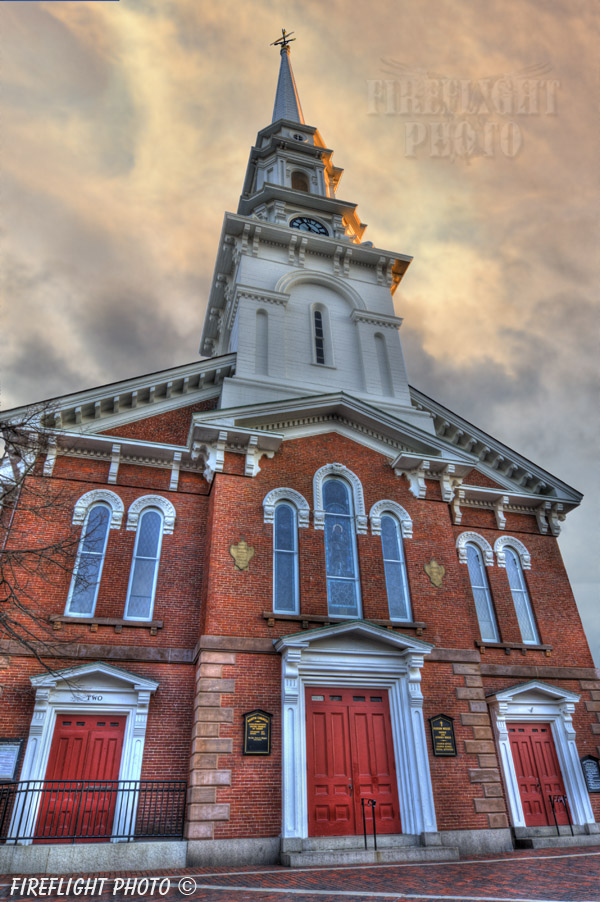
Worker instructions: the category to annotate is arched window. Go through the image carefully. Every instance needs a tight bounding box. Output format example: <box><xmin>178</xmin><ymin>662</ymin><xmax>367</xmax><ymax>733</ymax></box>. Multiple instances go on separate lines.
<box><xmin>65</xmin><ymin>504</ymin><xmax>111</xmax><ymax>617</ymax></box>
<box><xmin>466</xmin><ymin>543</ymin><xmax>499</xmax><ymax>642</ymax></box>
<box><xmin>124</xmin><ymin>508</ymin><xmax>164</xmax><ymax>620</ymax></box>
<box><xmin>323</xmin><ymin>478</ymin><xmax>361</xmax><ymax>617</ymax></box>
<box><xmin>273</xmin><ymin>503</ymin><xmax>299</xmax><ymax>614</ymax></box>
<box><xmin>313</xmin><ymin>310</ymin><xmax>325</xmax><ymax>364</ymax></box>
<box><xmin>504</xmin><ymin>547</ymin><xmax>539</xmax><ymax>644</ymax></box>
<box><xmin>291</xmin><ymin>171</ymin><xmax>310</xmax><ymax>192</ymax></box>
<box><xmin>381</xmin><ymin>515</ymin><xmax>412</xmax><ymax>621</ymax></box>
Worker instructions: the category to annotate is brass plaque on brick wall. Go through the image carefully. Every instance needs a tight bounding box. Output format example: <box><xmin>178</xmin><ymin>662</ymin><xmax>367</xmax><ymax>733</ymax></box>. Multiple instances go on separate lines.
<box><xmin>429</xmin><ymin>714</ymin><xmax>457</xmax><ymax>757</ymax></box>
<box><xmin>243</xmin><ymin>710</ymin><xmax>272</xmax><ymax>755</ymax></box>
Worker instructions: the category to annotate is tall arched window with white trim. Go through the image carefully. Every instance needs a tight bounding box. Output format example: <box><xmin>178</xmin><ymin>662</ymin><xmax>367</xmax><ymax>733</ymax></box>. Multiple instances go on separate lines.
<box><xmin>466</xmin><ymin>543</ymin><xmax>499</xmax><ymax>642</ymax></box>
<box><xmin>273</xmin><ymin>503</ymin><xmax>299</xmax><ymax>614</ymax></box>
<box><xmin>125</xmin><ymin>508</ymin><xmax>164</xmax><ymax>620</ymax></box>
<box><xmin>504</xmin><ymin>547</ymin><xmax>539</xmax><ymax>644</ymax></box>
<box><xmin>324</xmin><ymin>478</ymin><xmax>361</xmax><ymax>617</ymax></box>
<box><xmin>381</xmin><ymin>515</ymin><xmax>412</xmax><ymax>621</ymax></box>
<box><xmin>65</xmin><ymin>504</ymin><xmax>111</xmax><ymax>617</ymax></box>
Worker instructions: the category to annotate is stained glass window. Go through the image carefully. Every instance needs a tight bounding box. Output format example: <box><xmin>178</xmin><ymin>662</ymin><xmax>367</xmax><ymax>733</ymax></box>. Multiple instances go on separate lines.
<box><xmin>466</xmin><ymin>543</ymin><xmax>499</xmax><ymax>642</ymax></box>
<box><xmin>505</xmin><ymin>547</ymin><xmax>539</xmax><ymax>644</ymax></box>
<box><xmin>274</xmin><ymin>503</ymin><xmax>299</xmax><ymax>613</ymax></box>
<box><xmin>125</xmin><ymin>509</ymin><xmax>163</xmax><ymax>620</ymax></box>
<box><xmin>323</xmin><ymin>479</ymin><xmax>361</xmax><ymax>617</ymax></box>
<box><xmin>66</xmin><ymin>504</ymin><xmax>110</xmax><ymax>616</ymax></box>
<box><xmin>381</xmin><ymin>515</ymin><xmax>412</xmax><ymax>621</ymax></box>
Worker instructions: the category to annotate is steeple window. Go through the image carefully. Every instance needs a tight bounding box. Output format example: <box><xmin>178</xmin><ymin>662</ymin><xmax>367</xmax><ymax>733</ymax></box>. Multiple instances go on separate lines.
<box><xmin>314</xmin><ymin>310</ymin><xmax>325</xmax><ymax>364</ymax></box>
<box><xmin>375</xmin><ymin>333</ymin><xmax>394</xmax><ymax>396</ymax></box>
<box><xmin>291</xmin><ymin>170</ymin><xmax>310</xmax><ymax>192</ymax></box>
<box><xmin>255</xmin><ymin>309</ymin><xmax>269</xmax><ymax>375</ymax></box>
<box><xmin>311</xmin><ymin>304</ymin><xmax>333</xmax><ymax>367</ymax></box>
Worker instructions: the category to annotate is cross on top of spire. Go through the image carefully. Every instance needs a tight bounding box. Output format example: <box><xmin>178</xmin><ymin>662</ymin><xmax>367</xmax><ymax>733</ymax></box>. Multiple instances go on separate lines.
<box><xmin>270</xmin><ymin>28</ymin><xmax>304</xmax><ymax>124</ymax></box>
<box><xmin>271</xmin><ymin>28</ymin><xmax>296</xmax><ymax>52</ymax></box>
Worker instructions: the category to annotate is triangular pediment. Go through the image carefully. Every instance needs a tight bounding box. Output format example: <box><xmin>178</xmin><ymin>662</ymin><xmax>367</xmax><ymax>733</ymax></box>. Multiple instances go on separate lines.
<box><xmin>31</xmin><ymin>661</ymin><xmax>158</xmax><ymax>693</ymax></box>
<box><xmin>488</xmin><ymin>680</ymin><xmax>580</xmax><ymax>705</ymax></box>
<box><xmin>274</xmin><ymin>619</ymin><xmax>434</xmax><ymax>656</ymax></box>
<box><xmin>192</xmin><ymin>391</ymin><xmax>477</xmax><ymax>473</ymax></box>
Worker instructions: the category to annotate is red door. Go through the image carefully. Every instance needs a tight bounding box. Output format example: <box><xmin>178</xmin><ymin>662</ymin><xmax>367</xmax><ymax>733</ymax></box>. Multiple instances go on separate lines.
<box><xmin>306</xmin><ymin>688</ymin><xmax>402</xmax><ymax>837</ymax></box>
<box><xmin>508</xmin><ymin>723</ymin><xmax>569</xmax><ymax>826</ymax></box>
<box><xmin>36</xmin><ymin>715</ymin><xmax>126</xmax><ymax>842</ymax></box>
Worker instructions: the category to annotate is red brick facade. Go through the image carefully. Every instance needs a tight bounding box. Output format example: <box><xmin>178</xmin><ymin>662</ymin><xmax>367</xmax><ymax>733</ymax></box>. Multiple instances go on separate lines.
<box><xmin>1</xmin><ymin>404</ymin><xmax>598</xmax><ymax>857</ymax></box>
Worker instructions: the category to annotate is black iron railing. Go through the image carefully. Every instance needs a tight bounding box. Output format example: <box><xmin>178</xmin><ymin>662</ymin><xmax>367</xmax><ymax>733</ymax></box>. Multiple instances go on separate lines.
<box><xmin>0</xmin><ymin>780</ymin><xmax>186</xmax><ymax>843</ymax></box>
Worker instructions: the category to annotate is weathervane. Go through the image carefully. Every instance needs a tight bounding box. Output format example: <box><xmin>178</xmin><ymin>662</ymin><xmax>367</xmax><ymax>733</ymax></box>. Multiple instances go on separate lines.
<box><xmin>271</xmin><ymin>28</ymin><xmax>296</xmax><ymax>51</ymax></box>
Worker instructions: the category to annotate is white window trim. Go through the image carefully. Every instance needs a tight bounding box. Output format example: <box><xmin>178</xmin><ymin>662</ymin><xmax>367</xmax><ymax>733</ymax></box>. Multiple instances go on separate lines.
<box><xmin>313</xmin><ymin>463</ymin><xmax>367</xmax><ymax>534</ymax></box>
<box><xmin>273</xmin><ymin>502</ymin><xmax>300</xmax><ymax>616</ymax></box>
<box><xmin>275</xmin><ymin>621</ymin><xmax>437</xmax><ymax>844</ymax></box>
<box><xmin>494</xmin><ymin>535</ymin><xmax>531</xmax><ymax>569</ymax></box>
<box><xmin>126</xmin><ymin>494</ymin><xmax>176</xmax><ymax>535</ymax></box>
<box><xmin>369</xmin><ymin>500</ymin><xmax>413</xmax><ymax>538</ymax></box>
<box><xmin>64</xmin><ymin>503</ymin><xmax>111</xmax><ymax>618</ymax></box>
<box><xmin>456</xmin><ymin>531</ymin><xmax>494</xmax><ymax>566</ymax></box>
<box><xmin>263</xmin><ymin>487</ymin><xmax>310</xmax><ymax>528</ymax></box>
<box><xmin>124</xmin><ymin>508</ymin><xmax>164</xmax><ymax>622</ymax></box>
<box><xmin>8</xmin><ymin>662</ymin><xmax>158</xmax><ymax>845</ymax></box>
<box><xmin>72</xmin><ymin>489</ymin><xmax>124</xmax><ymax>530</ymax></box>
<box><xmin>489</xmin><ymin>681</ymin><xmax>595</xmax><ymax>829</ymax></box>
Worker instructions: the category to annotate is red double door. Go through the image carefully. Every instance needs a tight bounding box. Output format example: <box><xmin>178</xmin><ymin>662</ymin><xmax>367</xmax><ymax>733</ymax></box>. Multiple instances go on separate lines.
<box><xmin>508</xmin><ymin>722</ymin><xmax>569</xmax><ymax>826</ymax></box>
<box><xmin>306</xmin><ymin>687</ymin><xmax>402</xmax><ymax>837</ymax></box>
<box><xmin>36</xmin><ymin>715</ymin><xmax>126</xmax><ymax>841</ymax></box>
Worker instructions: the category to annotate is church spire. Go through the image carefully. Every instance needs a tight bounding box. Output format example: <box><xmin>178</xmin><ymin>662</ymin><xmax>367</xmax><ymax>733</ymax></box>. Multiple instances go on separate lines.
<box><xmin>270</xmin><ymin>29</ymin><xmax>305</xmax><ymax>124</ymax></box>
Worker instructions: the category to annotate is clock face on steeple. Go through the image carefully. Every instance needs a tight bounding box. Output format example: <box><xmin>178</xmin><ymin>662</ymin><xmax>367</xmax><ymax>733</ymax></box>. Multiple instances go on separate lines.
<box><xmin>289</xmin><ymin>216</ymin><xmax>328</xmax><ymax>235</ymax></box>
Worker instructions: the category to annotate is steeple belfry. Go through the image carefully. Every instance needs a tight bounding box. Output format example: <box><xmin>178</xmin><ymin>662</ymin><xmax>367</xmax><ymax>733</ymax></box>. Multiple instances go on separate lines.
<box><xmin>271</xmin><ymin>29</ymin><xmax>305</xmax><ymax>124</ymax></box>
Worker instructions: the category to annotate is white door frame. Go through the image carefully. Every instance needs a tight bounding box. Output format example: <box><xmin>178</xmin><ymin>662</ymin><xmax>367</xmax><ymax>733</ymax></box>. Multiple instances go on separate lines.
<box><xmin>10</xmin><ymin>661</ymin><xmax>158</xmax><ymax>844</ymax></box>
<box><xmin>488</xmin><ymin>680</ymin><xmax>595</xmax><ymax>828</ymax></box>
<box><xmin>275</xmin><ymin>621</ymin><xmax>437</xmax><ymax>840</ymax></box>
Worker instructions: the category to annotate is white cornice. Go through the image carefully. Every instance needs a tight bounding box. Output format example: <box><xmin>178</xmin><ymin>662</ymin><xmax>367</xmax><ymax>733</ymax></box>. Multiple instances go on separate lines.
<box><xmin>0</xmin><ymin>356</ymin><xmax>235</xmax><ymax>435</ymax></box>
<box><xmin>409</xmin><ymin>386</ymin><xmax>582</xmax><ymax>507</ymax></box>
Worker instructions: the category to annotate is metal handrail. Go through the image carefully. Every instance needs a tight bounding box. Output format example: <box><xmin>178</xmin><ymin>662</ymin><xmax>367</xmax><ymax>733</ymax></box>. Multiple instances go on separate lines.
<box><xmin>361</xmin><ymin>797</ymin><xmax>377</xmax><ymax>851</ymax></box>
<box><xmin>0</xmin><ymin>779</ymin><xmax>186</xmax><ymax>844</ymax></box>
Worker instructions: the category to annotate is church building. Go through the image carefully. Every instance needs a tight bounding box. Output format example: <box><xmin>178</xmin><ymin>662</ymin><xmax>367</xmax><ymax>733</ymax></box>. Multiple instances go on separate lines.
<box><xmin>0</xmin><ymin>36</ymin><xmax>599</xmax><ymax>873</ymax></box>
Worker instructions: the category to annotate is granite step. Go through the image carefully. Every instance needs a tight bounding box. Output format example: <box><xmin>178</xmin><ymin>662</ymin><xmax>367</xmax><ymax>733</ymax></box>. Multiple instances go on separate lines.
<box><xmin>281</xmin><ymin>845</ymin><xmax>460</xmax><ymax>867</ymax></box>
<box><xmin>515</xmin><ymin>833</ymin><xmax>600</xmax><ymax>850</ymax></box>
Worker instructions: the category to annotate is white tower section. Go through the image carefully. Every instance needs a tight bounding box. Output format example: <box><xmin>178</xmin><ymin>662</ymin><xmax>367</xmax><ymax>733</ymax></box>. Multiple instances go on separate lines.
<box><xmin>200</xmin><ymin>41</ymin><xmax>431</xmax><ymax>429</ymax></box>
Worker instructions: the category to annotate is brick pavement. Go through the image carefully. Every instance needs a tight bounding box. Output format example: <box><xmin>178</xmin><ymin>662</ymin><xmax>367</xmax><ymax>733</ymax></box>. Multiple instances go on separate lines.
<box><xmin>1</xmin><ymin>848</ymin><xmax>599</xmax><ymax>902</ymax></box>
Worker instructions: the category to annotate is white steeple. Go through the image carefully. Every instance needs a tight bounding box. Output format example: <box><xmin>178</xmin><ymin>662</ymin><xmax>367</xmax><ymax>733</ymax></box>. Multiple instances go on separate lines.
<box><xmin>199</xmin><ymin>35</ymin><xmax>434</xmax><ymax>432</ymax></box>
<box><xmin>271</xmin><ymin>29</ymin><xmax>305</xmax><ymax>125</ymax></box>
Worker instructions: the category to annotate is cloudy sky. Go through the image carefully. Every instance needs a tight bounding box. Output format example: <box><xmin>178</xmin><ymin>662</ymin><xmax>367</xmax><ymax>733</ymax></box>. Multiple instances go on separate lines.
<box><xmin>1</xmin><ymin>0</ymin><xmax>598</xmax><ymax>663</ymax></box>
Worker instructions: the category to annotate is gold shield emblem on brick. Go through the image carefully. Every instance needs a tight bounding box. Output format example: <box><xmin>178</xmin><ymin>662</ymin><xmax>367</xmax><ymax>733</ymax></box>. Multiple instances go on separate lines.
<box><xmin>230</xmin><ymin>540</ymin><xmax>255</xmax><ymax>571</ymax></box>
<box><xmin>425</xmin><ymin>558</ymin><xmax>445</xmax><ymax>587</ymax></box>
